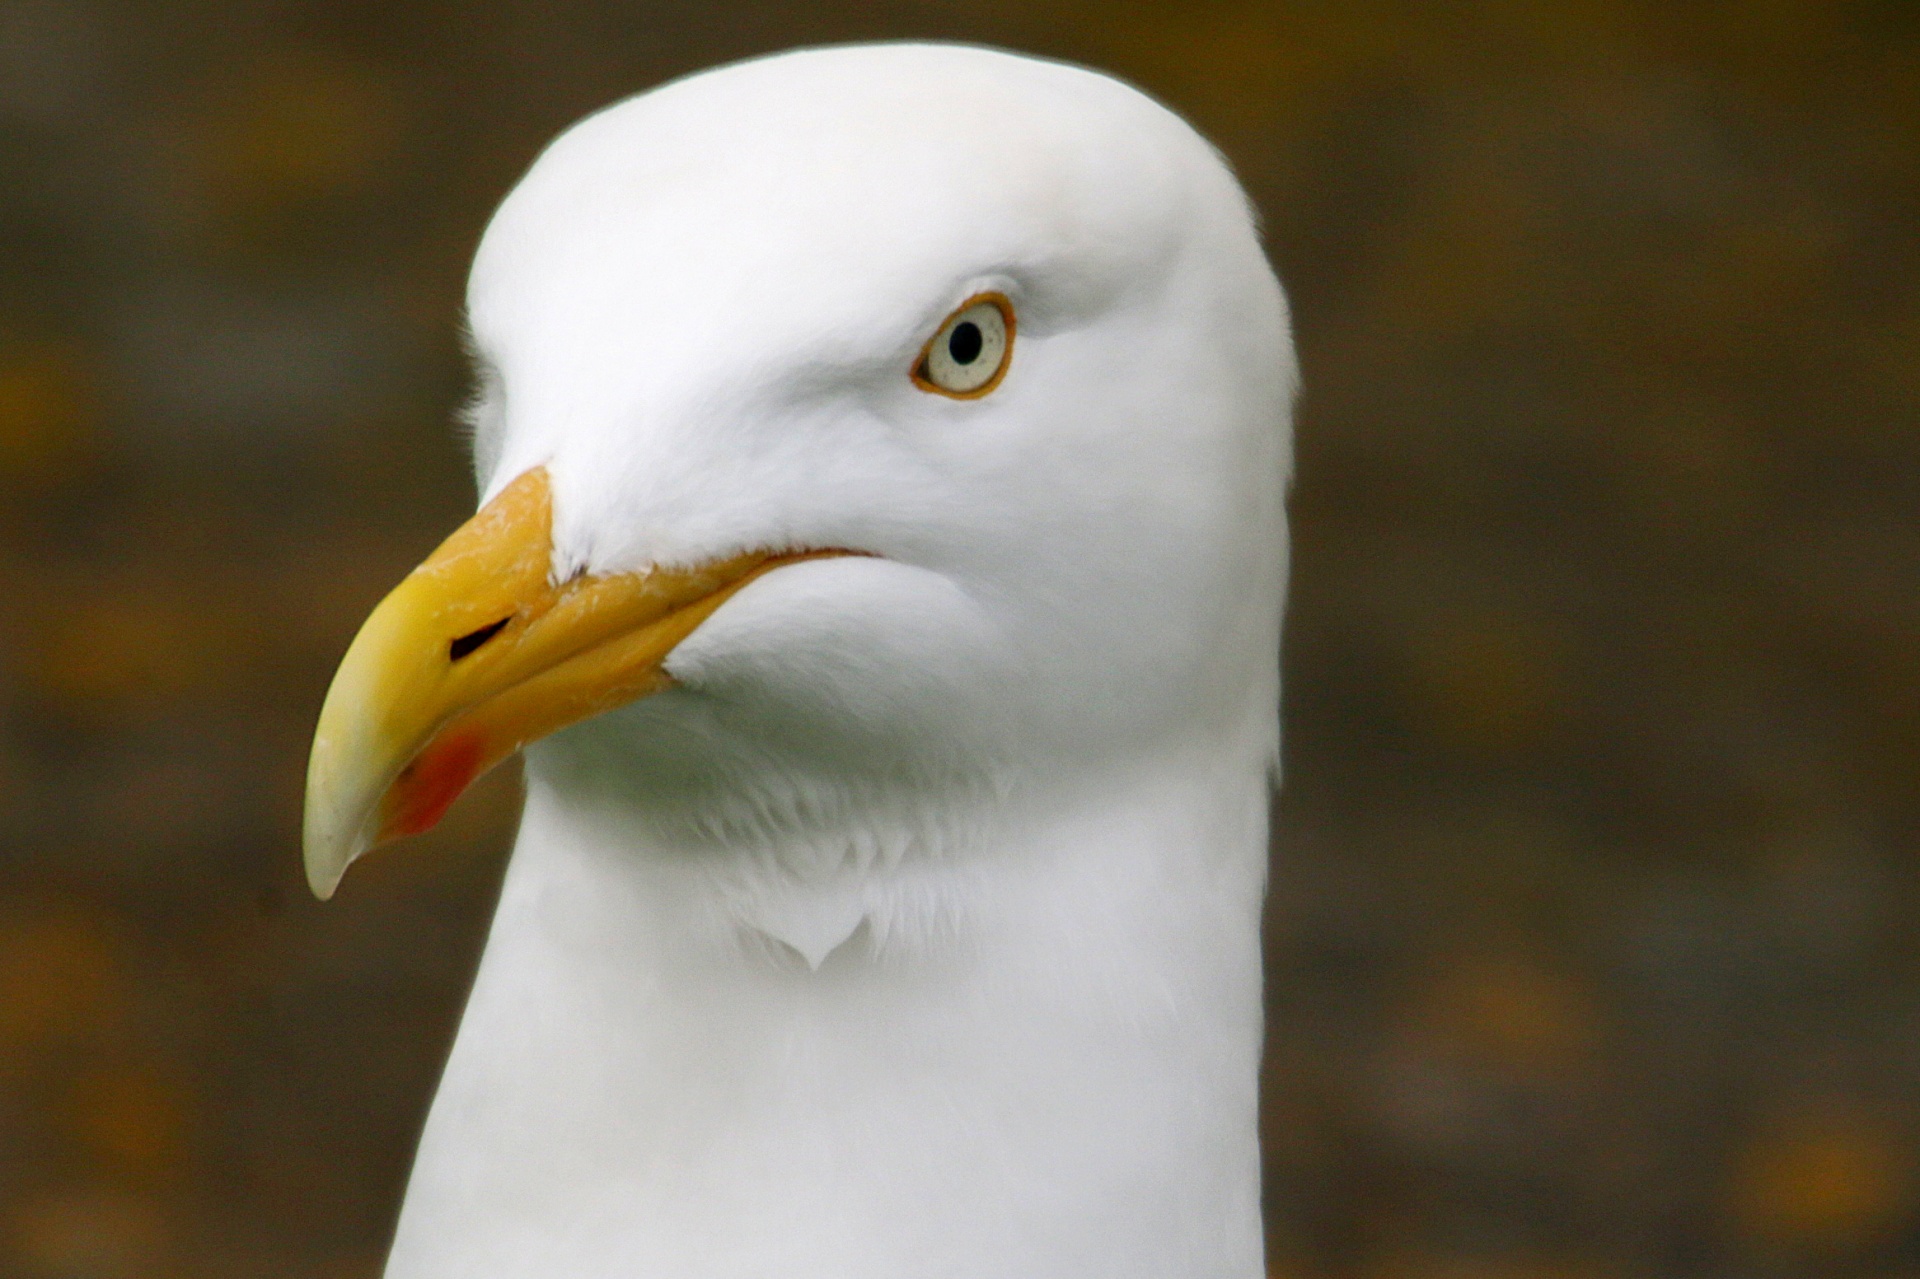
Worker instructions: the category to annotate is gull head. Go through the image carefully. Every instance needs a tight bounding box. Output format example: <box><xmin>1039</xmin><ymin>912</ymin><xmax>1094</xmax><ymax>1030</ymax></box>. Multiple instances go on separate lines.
<box><xmin>303</xmin><ymin>43</ymin><xmax>1294</xmax><ymax>899</ymax></box>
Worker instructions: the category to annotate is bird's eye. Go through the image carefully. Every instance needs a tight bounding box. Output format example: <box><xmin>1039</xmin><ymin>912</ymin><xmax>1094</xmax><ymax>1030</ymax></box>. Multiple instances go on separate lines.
<box><xmin>913</xmin><ymin>293</ymin><xmax>1013</xmax><ymax>398</ymax></box>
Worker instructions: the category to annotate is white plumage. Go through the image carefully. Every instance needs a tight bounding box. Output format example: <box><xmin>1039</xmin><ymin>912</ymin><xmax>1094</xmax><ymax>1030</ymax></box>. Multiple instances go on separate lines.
<box><xmin>354</xmin><ymin>41</ymin><xmax>1293</xmax><ymax>1279</ymax></box>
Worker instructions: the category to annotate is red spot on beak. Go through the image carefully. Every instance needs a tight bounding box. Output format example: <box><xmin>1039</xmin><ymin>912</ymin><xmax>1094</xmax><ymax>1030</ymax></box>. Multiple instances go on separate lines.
<box><xmin>384</xmin><ymin>730</ymin><xmax>486</xmax><ymax>840</ymax></box>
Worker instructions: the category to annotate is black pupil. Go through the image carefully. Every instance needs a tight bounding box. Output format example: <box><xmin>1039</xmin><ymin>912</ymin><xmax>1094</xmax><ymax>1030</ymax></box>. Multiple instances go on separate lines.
<box><xmin>948</xmin><ymin>320</ymin><xmax>984</xmax><ymax>365</ymax></box>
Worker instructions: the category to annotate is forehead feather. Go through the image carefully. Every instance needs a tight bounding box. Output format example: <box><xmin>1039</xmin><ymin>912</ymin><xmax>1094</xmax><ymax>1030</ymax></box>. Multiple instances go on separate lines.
<box><xmin>467</xmin><ymin>45</ymin><xmax>1226</xmax><ymax>377</ymax></box>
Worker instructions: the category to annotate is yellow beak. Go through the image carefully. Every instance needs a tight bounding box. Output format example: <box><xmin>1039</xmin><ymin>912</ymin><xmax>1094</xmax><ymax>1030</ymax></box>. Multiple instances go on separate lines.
<box><xmin>303</xmin><ymin>465</ymin><xmax>836</xmax><ymax>899</ymax></box>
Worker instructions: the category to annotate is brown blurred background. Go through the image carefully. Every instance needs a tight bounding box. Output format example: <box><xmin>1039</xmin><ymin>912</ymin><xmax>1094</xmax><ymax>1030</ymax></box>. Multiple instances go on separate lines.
<box><xmin>0</xmin><ymin>2</ymin><xmax>1915</xmax><ymax>1276</ymax></box>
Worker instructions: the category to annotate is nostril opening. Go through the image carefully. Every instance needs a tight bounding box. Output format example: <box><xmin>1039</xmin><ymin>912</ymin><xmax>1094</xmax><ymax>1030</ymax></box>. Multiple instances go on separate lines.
<box><xmin>450</xmin><ymin>616</ymin><xmax>512</xmax><ymax>661</ymax></box>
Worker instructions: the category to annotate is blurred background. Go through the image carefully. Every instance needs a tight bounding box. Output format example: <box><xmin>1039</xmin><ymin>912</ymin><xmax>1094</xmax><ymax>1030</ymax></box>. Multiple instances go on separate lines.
<box><xmin>0</xmin><ymin>1</ymin><xmax>1914</xmax><ymax>1276</ymax></box>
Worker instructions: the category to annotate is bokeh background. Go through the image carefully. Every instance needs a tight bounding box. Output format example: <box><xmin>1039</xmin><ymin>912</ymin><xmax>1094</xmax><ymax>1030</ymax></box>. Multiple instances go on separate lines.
<box><xmin>0</xmin><ymin>1</ymin><xmax>1914</xmax><ymax>1275</ymax></box>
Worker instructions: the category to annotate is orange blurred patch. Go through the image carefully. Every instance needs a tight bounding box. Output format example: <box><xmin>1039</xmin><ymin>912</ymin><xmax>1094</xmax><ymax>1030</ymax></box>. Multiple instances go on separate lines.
<box><xmin>1621</xmin><ymin>404</ymin><xmax>1768</xmax><ymax>536</ymax></box>
<box><xmin>29</xmin><ymin>592</ymin><xmax>210</xmax><ymax>710</ymax></box>
<box><xmin>8</xmin><ymin>1186</ymin><xmax>166</xmax><ymax>1278</ymax></box>
<box><xmin>1366</xmin><ymin>1252</ymin><xmax>1620</xmax><ymax>1279</ymax></box>
<box><xmin>1727</xmin><ymin>1100</ymin><xmax>1913</xmax><ymax>1254</ymax></box>
<box><xmin>0</xmin><ymin>341</ymin><xmax>96</xmax><ymax>483</ymax></box>
<box><xmin>1088</xmin><ymin>4</ymin><xmax>1419</xmax><ymax>143</ymax></box>
<box><xmin>1406</xmin><ymin>610</ymin><xmax>1569</xmax><ymax>753</ymax></box>
<box><xmin>16</xmin><ymin>569</ymin><xmax>268</xmax><ymax>719</ymax></box>
<box><xmin>67</xmin><ymin>1067</ymin><xmax>191</xmax><ymax>1189</ymax></box>
<box><xmin>0</xmin><ymin>898</ymin><xmax>132</xmax><ymax>1051</ymax></box>
<box><xmin>199</xmin><ymin>56</ymin><xmax>404</xmax><ymax>212</ymax></box>
<box><xmin>1420</xmin><ymin>953</ymin><xmax>1602</xmax><ymax>1080</ymax></box>
<box><xmin>1375</xmin><ymin>138</ymin><xmax>1548</xmax><ymax>340</ymax></box>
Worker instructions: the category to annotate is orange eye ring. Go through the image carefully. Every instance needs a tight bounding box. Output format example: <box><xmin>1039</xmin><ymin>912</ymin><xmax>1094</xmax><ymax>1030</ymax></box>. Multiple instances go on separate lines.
<box><xmin>912</xmin><ymin>292</ymin><xmax>1015</xmax><ymax>399</ymax></box>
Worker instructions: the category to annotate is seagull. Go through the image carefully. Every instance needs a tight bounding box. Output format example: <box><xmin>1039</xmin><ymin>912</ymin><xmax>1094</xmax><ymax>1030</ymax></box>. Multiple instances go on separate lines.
<box><xmin>303</xmin><ymin>42</ymin><xmax>1294</xmax><ymax>1279</ymax></box>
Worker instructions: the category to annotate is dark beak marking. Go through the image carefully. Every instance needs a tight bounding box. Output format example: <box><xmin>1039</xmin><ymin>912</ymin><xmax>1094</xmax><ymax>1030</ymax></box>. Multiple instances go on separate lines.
<box><xmin>449</xmin><ymin>616</ymin><xmax>513</xmax><ymax>662</ymax></box>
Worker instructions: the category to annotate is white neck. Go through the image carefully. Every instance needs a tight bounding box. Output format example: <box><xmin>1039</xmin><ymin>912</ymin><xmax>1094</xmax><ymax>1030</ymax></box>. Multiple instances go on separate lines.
<box><xmin>384</xmin><ymin>742</ymin><xmax>1271</xmax><ymax>1279</ymax></box>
